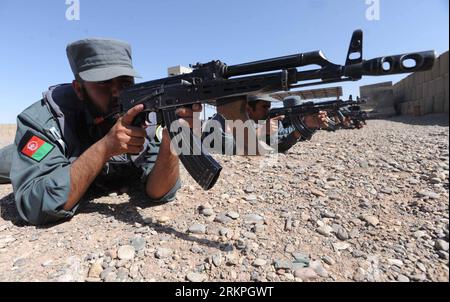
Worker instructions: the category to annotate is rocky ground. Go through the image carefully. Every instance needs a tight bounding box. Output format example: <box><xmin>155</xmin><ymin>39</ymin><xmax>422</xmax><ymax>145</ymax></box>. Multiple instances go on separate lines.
<box><xmin>0</xmin><ymin>114</ymin><xmax>448</xmax><ymax>282</ymax></box>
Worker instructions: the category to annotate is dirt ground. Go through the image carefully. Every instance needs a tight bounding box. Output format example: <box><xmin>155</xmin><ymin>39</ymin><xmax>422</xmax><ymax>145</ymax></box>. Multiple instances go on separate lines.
<box><xmin>0</xmin><ymin>115</ymin><xmax>448</xmax><ymax>282</ymax></box>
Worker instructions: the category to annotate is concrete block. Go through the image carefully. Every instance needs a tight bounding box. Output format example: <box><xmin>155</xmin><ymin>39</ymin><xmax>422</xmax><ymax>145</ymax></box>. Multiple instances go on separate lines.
<box><xmin>440</xmin><ymin>51</ymin><xmax>449</xmax><ymax>76</ymax></box>
<box><xmin>400</xmin><ymin>102</ymin><xmax>411</xmax><ymax>115</ymax></box>
<box><xmin>424</xmin><ymin>70</ymin><xmax>433</xmax><ymax>83</ymax></box>
<box><xmin>433</xmin><ymin>94</ymin><xmax>445</xmax><ymax>113</ymax></box>
<box><xmin>411</xmin><ymin>86</ymin><xmax>417</xmax><ymax>101</ymax></box>
<box><xmin>415</xmin><ymin>83</ymin><xmax>423</xmax><ymax>100</ymax></box>
<box><xmin>412</xmin><ymin>101</ymin><xmax>422</xmax><ymax>116</ymax></box>
<box><xmin>424</xmin><ymin>98</ymin><xmax>434</xmax><ymax>115</ymax></box>
<box><xmin>423</xmin><ymin>82</ymin><xmax>430</xmax><ymax>100</ymax></box>
<box><xmin>444</xmin><ymin>73</ymin><xmax>449</xmax><ymax>113</ymax></box>
<box><xmin>395</xmin><ymin>85</ymin><xmax>404</xmax><ymax>99</ymax></box>
<box><xmin>432</xmin><ymin>58</ymin><xmax>440</xmax><ymax>79</ymax></box>
<box><xmin>408</xmin><ymin>74</ymin><xmax>416</xmax><ymax>87</ymax></box>
<box><xmin>399</xmin><ymin>103</ymin><xmax>406</xmax><ymax>115</ymax></box>
<box><xmin>432</xmin><ymin>77</ymin><xmax>444</xmax><ymax>97</ymax></box>
<box><xmin>415</xmin><ymin>71</ymin><xmax>425</xmax><ymax>85</ymax></box>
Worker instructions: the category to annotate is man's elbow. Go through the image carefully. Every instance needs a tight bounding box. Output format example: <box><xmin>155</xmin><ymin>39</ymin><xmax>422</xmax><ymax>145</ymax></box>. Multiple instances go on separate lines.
<box><xmin>145</xmin><ymin>179</ymin><xmax>181</xmax><ymax>203</ymax></box>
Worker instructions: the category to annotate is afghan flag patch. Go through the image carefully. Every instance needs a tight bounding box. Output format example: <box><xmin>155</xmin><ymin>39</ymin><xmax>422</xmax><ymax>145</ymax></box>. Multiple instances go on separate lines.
<box><xmin>19</xmin><ymin>130</ymin><xmax>54</xmax><ymax>162</ymax></box>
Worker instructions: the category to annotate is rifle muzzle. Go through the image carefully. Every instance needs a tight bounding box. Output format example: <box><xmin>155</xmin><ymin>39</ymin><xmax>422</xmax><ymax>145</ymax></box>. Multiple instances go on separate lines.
<box><xmin>344</xmin><ymin>50</ymin><xmax>436</xmax><ymax>78</ymax></box>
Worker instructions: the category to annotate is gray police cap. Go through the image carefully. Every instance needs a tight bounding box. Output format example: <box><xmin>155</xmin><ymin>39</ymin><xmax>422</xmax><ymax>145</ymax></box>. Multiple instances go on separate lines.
<box><xmin>247</xmin><ymin>94</ymin><xmax>278</xmax><ymax>103</ymax></box>
<box><xmin>283</xmin><ymin>96</ymin><xmax>302</xmax><ymax>108</ymax></box>
<box><xmin>66</xmin><ymin>38</ymin><xmax>141</xmax><ymax>82</ymax></box>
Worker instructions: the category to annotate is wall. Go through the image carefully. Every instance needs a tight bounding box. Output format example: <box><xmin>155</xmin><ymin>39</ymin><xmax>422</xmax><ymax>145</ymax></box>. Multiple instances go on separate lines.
<box><xmin>359</xmin><ymin>51</ymin><xmax>449</xmax><ymax>116</ymax></box>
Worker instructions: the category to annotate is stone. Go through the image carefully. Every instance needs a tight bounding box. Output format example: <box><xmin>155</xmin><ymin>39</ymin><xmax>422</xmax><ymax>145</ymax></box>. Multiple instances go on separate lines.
<box><xmin>387</xmin><ymin>259</ymin><xmax>404</xmax><ymax>267</ymax></box>
<box><xmin>273</xmin><ymin>259</ymin><xmax>293</xmax><ymax>270</ymax></box>
<box><xmin>201</xmin><ymin>208</ymin><xmax>215</xmax><ymax>217</ymax></box>
<box><xmin>416</xmin><ymin>262</ymin><xmax>427</xmax><ymax>272</ymax></box>
<box><xmin>156</xmin><ymin>215</ymin><xmax>171</xmax><ymax>224</ymax></box>
<box><xmin>309</xmin><ymin>260</ymin><xmax>328</xmax><ymax>278</ymax></box>
<box><xmin>116</xmin><ymin>267</ymin><xmax>129</xmax><ymax>281</ymax></box>
<box><xmin>333</xmin><ymin>242</ymin><xmax>350</xmax><ymax>252</ymax></box>
<box><xmin>100</xmin><ymin>267</ymin><xmax>117</xmax><ymax>281</ymax></box>
<box><xmin>284</xmin><ymin>244</ymin><xmax>295</xmax><ymax>253</ymax></box>
<box><xmin>242</xmin><ymin>231</ymin><xmax>257</xmax><ymax>240</ymax></box>
<box><xmin>292</xmin><ymin>253</ymin><xmax>310</xmax><ymax>266</ymax></box>
<box><xmin>219</xmin><ymin>228</ymin><xmax>230</xmax><ymax>236</ymax></box>
<box><xmin>214</xmin><ymin>213</ymin><xmax>233</xmax><ymax>225</ymax></box>
<box><xmin>190</xmin><ymin>246</ymin><xmax>204</xmax><ymax>254</ymax></box>
<box><xmin>13</xmin><ymin>258</ymin><xmax>27</xmax><ymax>268</ymax></box>
<box><xmin>435</xmin><ymin>239</ymin><xmax>449</xmax><ymax>252</ymax></box>
<box><xmin>310</xmin><ymin>189</ymin><xmax>326</xmax><ymax>197</ymax></box>
<box><xmin>409</xmin><ymin>274</ymin><xmax>426</xmax><ymax>282</ymax></box>
<box><xmin>130</xmin><ymin>236</ymin><xmax>146</xmax><ymax>251</ymax></box>
<box><xmin>316</xmin><ymin>225</ymin><xmax>333</xmax><ymax>237</ymax></box>
<box><xmin>244</xmin><ymin>214</ymin><xmax>264</xmax><ymax>225</ymax></box>
<box><xmin>252</xmin><ymin>258</ymin><xmax>267</xmax><ymax>267</ymax></box>
<box><xmin>380</xmin><ymin>187</ymin><xmax>393</xmax><ymax>194</ymax></box>
<box><xmin>41</xmin><ymin>260</ymin><xmax>53</xmax><ymax>267</ymax></box>
<box><xmin>186</xmin><ymin>272</ymin><xmax>207</xmax><ymax>282</ymax></box>
<box><xmin>117</xmin><ymin>245</ymin><xmax>135</xmax><ymax>261</ymax></box>
<box><xmin>353</xmin><ymin>268</ymin><xmax>366</xmax><ymax>281</ymax></box>
<box><xmin>88</xmin><ymin>262</ymin><xmax>104</xmax><ymax>278</ymax></box>
<box><xmin>359</xmin><ymin>160</ymin><xmax>369</xmax><ymax>169</ymax></box>
<box><xmin>245</xmin><ymin>195</ymin><xmax>258</xmax><ymax>202</ymax></box>
<box><xmin>106</xmin><ymin>249</ymin><xmax>117</xmax><ymax>259</ymax></box>
<box><xmin>294</xmin><ymin>267</ymin><xmax>318</xmax><ymax>281</ymax></box>
<box><xmin>226</xmin><ymin>211</ymin><xmax>240</xmax><ymax>220</ymax></box>
<box><xmin>235</xmin><ymin>239</ymin><xmax>246</xmax><ymax>250</ymax></box>
<box><xmin>252</xmin><ymin>224</ymin><xmax>266</xmax><ymax>234</ymax></box>
<box><xmin>413</xmin><ymin>230</ymin><xmax>427</xmax><ymax>239</ymax></box>
<box><xmin>244</xmin><ymin>186</ymin><xmax>255</xmax><ymax>193</ymax></box>
<box><xmin>225</xmin><ymin>253</ymin><xmax>238</xmax><ymax>266</ymax></box>
<box><xmin>322</xmin><ymin>256</ymin><xmax>335</xmax><ymax>266</ymax></box>
<box><xmin>397</xmin><ymin>274</ymin><xmax>410</xmax><ymax>282</ymax></box>
<box><xmin>437</xmin><ymin>251</ymin><xmax>449</xmax><ymax>260</ymax></box>
<box><xmin>430</xmin><ymin>177</ymin><xmax>442</xmax><ymax>184</ymax></box>
<box><xmin>349</xmin><ymin>228</ymin><xmax>360</xmax><ymax>239</ymax></box>
<box><xmin>336</xmin><ymin>227</ymin><xmax>349</xmax><ymax>241</ymax></box>
<box><xmin>362</xmin><ymin>215</ymin><xmax>379</xmax><ymax>227</ymax></box>
<box><xmin>85</xmin><ymin>277</ymin><xmax>101</xmax><ymax>282</ymax></box>
<box><xmin>211</xmin><ymin>253</ymin><xmax>222</xmax><ymax>267</ymax></box>
<box><xmin>155</xmin><ymin>247</ymin><xmax>173</xmax><ymax>259</ymax></box>
<box><xmin>283</xmin><ymin>217</ymin><xmax>292</xmax><ymax>231</ymax></box>
<box><xmin>188</xmin><ymin>223</ymin><xmax>206</xmax><ymax>234</ymax></box>
<box><xmin>417</xmin><ymin>190</ymin><xmax>440</xmax><ymax>199</ymax></box>
<box><xmin>321</xmin><ymin>211</ymin><xmax>336</xmax><ymax>219</ymax></box>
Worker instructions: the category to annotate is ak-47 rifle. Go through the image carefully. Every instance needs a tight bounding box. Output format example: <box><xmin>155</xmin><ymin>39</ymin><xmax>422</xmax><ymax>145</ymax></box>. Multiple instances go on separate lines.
<box><xmin>340</xmin><ymin>104</ymin><xmax>369</xmax><ymax>129</ymax></box>
<box><xmin>324</xmin><ymin>96</ymin><xmax>369</xmax><ymax>131</ymax></box>
<box><xmin>118</xmin><ymin>29</ymin><xmax>435</xmax><ymax>190</ymax></box>
<box><xmin>269</xmin><ymin>97</ymin><xmax>367</xmax><ymax>136</ymax></box>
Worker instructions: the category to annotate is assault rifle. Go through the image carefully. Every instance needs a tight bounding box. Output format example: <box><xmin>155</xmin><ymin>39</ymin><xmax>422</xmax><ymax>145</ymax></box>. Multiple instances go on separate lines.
<box><xmin>118</xmin><ymin>30</ymin><xmax>435</xmax><ymax>190</ymax></box>
<box><xmin>269</xmin><ymin>97</ymin><xmax>366</xmax><ymax>136</ymax></box>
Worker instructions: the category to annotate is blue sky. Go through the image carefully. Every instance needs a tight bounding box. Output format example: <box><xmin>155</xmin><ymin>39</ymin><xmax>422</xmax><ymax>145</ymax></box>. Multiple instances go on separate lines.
<box><xmin>0</xmin><ymin>0</ymin><xmax>448</xmax><ymax>123</ymax></box>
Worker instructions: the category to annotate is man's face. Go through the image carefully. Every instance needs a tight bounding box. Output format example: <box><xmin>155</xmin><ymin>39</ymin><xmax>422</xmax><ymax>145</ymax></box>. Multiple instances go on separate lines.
<box><xmin>247</xmin><ymin>101</ymin><xmax>272</xmax><ymax>122</ymax></box>
<box><xmin>78</xmin><ymin>76</ymin><xmax>134</xmax><ymax>115</ymax></box>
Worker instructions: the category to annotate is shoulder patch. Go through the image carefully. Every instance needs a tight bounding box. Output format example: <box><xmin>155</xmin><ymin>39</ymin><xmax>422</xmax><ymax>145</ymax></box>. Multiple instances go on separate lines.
<box><xmin>18</xmin><ymin>130</ymin><xmax>55</xmax><ymax>162</ymax></box>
